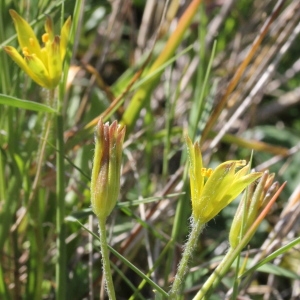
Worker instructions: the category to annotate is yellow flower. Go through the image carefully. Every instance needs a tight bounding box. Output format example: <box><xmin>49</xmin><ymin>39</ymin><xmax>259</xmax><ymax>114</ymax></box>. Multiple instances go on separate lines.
<box><xmin>4</xmin><ymin>10</ymin><xmax>71</xmax><ymax>89</ymax></box>
<box><xmin>91</xmin><ymin>119</ymin><xmax>126</xmax><ymax>220</ymax></box>
<box><xmin>186</xmin><ymin>136</ymin><xmax>262</xmax><ymax>224</ymax></box>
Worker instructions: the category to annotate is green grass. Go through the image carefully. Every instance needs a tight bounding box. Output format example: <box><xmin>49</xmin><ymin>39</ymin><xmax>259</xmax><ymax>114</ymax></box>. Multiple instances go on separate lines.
<box><xmin>1</xmin><ymin>0</ymin><xmax>300</xmax><ymax>299</ymax></box>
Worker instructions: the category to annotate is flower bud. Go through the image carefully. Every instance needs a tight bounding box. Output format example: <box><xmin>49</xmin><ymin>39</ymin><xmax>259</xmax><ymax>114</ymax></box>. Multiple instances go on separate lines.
<box><xmin>229</xmin><ymin>171</ymin><xmax>275</xmax><ymax>248</ymax></box>
<box><xmin>91</xmin><ymin>119</ymin><xmax>125</xmax><ymax>220</ymax></box>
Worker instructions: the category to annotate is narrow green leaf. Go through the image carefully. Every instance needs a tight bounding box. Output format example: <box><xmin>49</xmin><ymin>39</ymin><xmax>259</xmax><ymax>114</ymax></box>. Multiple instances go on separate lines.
<box><xmin>69</xmin><ymin>218</ymin><xmax>169</xmax><ymax>298</ymax></box>
<box><xmin>0</xmin><ymin>94</ymin><xmax>56</xmax><ymax>113</ymax></box>
<box><xmin>240</xmin><ymin>236</ymin><xmax>300</xmax><ymax>279</ymax></box>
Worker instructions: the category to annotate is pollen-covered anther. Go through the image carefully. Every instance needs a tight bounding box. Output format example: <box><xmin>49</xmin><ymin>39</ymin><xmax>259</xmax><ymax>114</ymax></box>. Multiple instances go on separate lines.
<box><xmin>22</xmin><ymin>47</ymin><xmax>30</xmax><ymax>56</ymax></box>
<box><xmin>201</xmin><ymin>168</ymin><xmax>213</xmax><ymax>178</ymax></box>
<box><xmin>42</xmin><ymin>33</ymin><xmax>49</xmax><ymax>43</ymax></box>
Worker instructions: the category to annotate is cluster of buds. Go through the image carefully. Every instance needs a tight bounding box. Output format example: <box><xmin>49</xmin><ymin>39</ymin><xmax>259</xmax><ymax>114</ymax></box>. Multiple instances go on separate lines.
<box><xmin>229</xmin><ymin>171</ymin><xmax>278</xmax><ymax>248</ymax></box>
<box><xmin>4</xmin><ymin>10</ymin><xmax>71</xmax><ymax>89</ymax></box>
<box><xmin>90</xmin><ymin>119</ymin><xmax>126</xmax><ymax>220</ymax></box>
<box><xmin>185</xmin><ymin>136</ymin><xmax>262</xmax><ymax>224</ymax></box>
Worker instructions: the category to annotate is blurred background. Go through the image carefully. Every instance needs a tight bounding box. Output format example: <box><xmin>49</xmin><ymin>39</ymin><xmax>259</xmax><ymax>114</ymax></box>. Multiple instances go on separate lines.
<box><xmin>1</xmin><ymin>0</ymin><xmax>300</xmax><ymax>299</ymax></box>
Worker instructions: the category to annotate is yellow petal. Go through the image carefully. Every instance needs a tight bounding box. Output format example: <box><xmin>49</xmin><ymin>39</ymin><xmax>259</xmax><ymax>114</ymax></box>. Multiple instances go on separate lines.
<box><xmin>4</xmin><ymin>46</ymin><xmax>46</xmax><ymax>88</ymax></box>
<box><xmin>25</xmin><ymin>54</ymin><xmax>52</xmax><ymax>88</ymax></box>
<box><xmin>203</xmin><ymin>168</ymin><xmax>261</xmax><ymax>222</ymax></box>
<box><xmin>197</xmin><ymin>161</ymin><xmax>237</xmax><ymax>221</ymax></box>
<box><xmin>45</xmin><ymin>36</ymin><xmax>62</xmax><ymax>88</ymax></box>
<box><xmin>234</xmin><ymin>162</ymin><xmax>249</xmax><ymax>179</ymax></box>
<box><xmin>203</xmin><ymin>161</ymin><xmax>238</xmax><ymax>200</ymax></box>
<box><xmin>4</xmin><ymin>46</ymin><xmax>32</xmax><ymax>74</ymax></box>
<box><xmin>60</xmin><ymin>16</ymin><xmax>72</xmax><ymax>61</ymax></box>
<box><xmin>228</xmin><ymin>171</ymin><xmax>262</xmax><ymax>203</ymax></box>
<box><xmin>185</xmin><ymin>136</ymin><xmax>204</xmax><ymax>212</ymax></box>
<box><xmin>9</xmin><ymin>10</ymin><xmax>42</xmax><ymax>58</ymax></box>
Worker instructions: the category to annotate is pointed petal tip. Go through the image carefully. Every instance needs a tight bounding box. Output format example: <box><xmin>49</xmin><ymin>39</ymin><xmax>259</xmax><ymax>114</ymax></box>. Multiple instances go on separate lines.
<box><xmin>3</xmin><ymin>45</ymin><xmax>14</xmax><ymax>53</ymax></box>
<box><xmin>3</xmin><ymin>46</ymin><xmax>22</xmax><ymax>61</ymax></box>
<box><xmin>9</xmin><ymin>9</ymin><xmax>17</xmax><ymax>17</ymax></box>
<box><xmin>45</xmin><ymin>15</ymin><xmax>54</xmax><ymax>40</ymax></box>
<box><xmin>65</xmin><ymin>15</ymin><xmax>72</xmax><ymax>25</ymax></box>
<box><xmin>237</xmin><ymin>160</ymin><xmax>247</xmax><ymax>166</ymax></box>
<box><xmin>9</xmin><ymin>9</ymin><xmax>23</xmax><ymax>22</ymax></box>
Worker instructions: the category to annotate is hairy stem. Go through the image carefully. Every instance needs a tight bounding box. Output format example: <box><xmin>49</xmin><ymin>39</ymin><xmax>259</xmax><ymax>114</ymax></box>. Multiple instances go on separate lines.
<box><xmin>98</xmin><ymin>217</ymin><xmax>116</xmax><ymax>300</ymax></box>
<box><xmin>169</xmin><ymin>218</ymin><xmax>204</xmax><ymax>299</ymax></box>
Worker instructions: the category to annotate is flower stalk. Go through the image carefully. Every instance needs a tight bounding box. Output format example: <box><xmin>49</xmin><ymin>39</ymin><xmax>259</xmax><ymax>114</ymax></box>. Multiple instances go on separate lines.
<box><xmin>193</xmin><ymin>174</ymin><xmax>283</xmax><ymax>300</ymax></box>
<box><xmin>169</xmin><ymin>218</ymin><xmax>204</xmax><ymax>298</ymax></box>
<box><xmin>169</xmin><ymin>136</ymin><xmax>262</xmax><ymax>298</ymax></box>
<box><xmin>4</xmin><ymin>10</ymin><xmax>72</xmax><ymax>299</ymax></box>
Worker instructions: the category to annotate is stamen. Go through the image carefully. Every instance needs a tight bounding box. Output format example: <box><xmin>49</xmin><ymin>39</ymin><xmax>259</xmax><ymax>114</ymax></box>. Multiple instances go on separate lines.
<box><xmin>202</xmin><ymin>168</ymin><xmax>213</xmax><ymax>178</ymax></box>
<box><xmin>22</xmin><ymin>47</ymin><xmax>30</xmax><ymax>56</ymax></box>
<box><xmin>42</xmin><ymin>33</ymin><xmax>49</xmax><ymax>43</ymax></box>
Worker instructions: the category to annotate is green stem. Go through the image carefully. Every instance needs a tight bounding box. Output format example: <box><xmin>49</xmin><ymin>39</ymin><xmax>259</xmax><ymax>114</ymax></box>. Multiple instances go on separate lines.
<box><xmin>193</xmin><ymin>248</ymin><xmax>234</xmax><ymax>300</ymax></box>
<box><xmin>56</xmin><ymin>113</ymin><xmax>66</xmax><ymax>300</ymax></box>
<box><xmin>98</xmin><ymin>217</ymin><xmax>116</xmax><ymax>300</ymax></box>
<box><xmin>192</xmin><ymin>183</ymin><xmax>286</xmax><ymax>300</ymax></box>
<box><xmin>0</xmin><ymin>264</ymin><xmax>10</xmax><ymax>300</ymax></box>
<box><xmin>169</xmin><ymin>218</ymin><xmax>204</xmax><ymax>299</ymax></box>
<box><xmin>33</xmin><ymin>196</ymin><xmax>44</xmax><ymax>300</ymax></box>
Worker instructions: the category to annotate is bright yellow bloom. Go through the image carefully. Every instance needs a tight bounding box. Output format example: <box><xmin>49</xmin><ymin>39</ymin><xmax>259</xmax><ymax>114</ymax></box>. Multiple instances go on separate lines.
<box><xmin>186</xmin><ymin>136</ymin><xmax>262</xmax><ymax>224</ymax></box>
<box><xmin>4</xmin><ymin>10</ymin><xmax>71</xmax><ymax>89</ymax></box>
<box><xmin>91</xmin><ymin>119</ymin><xmax>126</xmax><ymax>220</ymax></box>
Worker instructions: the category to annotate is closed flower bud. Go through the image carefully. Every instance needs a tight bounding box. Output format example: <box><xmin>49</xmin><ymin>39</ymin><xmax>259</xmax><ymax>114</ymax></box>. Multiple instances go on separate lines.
<box><xmin>229</xmin><ymin>171</ymin><xmax>277</xmax><ymax>248</ymax></box>
<box><xmin>91</xmin><ymin>119</ymin><xmax>125</xmax><ymax>220</ymax></box>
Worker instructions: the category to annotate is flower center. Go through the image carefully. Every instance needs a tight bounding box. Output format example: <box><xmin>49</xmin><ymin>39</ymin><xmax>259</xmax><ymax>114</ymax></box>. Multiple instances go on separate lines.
<box><xmin>22</xmin><ymin>47</ymin><xmax>30</xmax><ymax>57</ymax></box>
<box><xmin>202</xmin><ymin>168</ymin><xmax>213</xmax><ymax>178</ymax></box>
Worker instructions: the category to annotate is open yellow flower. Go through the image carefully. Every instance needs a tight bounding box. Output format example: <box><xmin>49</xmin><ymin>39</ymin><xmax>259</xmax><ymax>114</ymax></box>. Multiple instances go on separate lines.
<box><xmin>4</xmin><ymin>10</ymin><xmax>71</xmax><ymax>89</ymax></box>
<box><xmin>186</xmin><ymin>136</ymin><xmax>262</xmax><ymax>224</ymax></box>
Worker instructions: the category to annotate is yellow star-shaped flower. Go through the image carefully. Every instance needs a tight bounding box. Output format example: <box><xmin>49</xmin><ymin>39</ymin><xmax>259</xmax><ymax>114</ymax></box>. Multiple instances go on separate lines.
<box><xmin>186</xmin><ymin>136</ymin><xmax>262</xmax><ymax>224</ymax></box>
<box><xmin>4</xmin><ymin>10</ymin><xmax>71</xmax><ymax>89</ymax></box>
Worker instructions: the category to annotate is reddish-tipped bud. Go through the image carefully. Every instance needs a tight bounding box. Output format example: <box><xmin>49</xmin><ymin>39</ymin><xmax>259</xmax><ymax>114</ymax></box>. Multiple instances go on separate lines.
<box><xmin>90</xmin><ymin>119</ymin><xmax>125</xmax><ymax>220</ymax></box>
